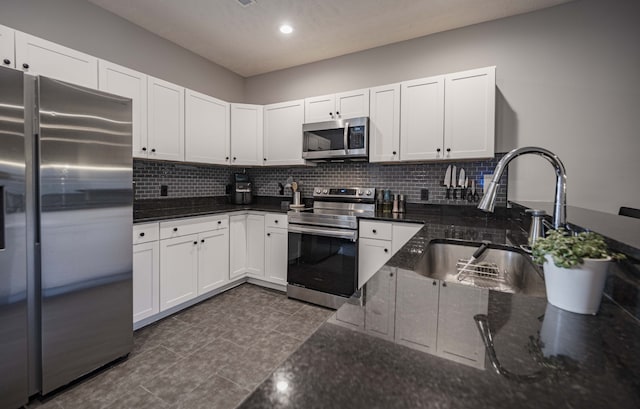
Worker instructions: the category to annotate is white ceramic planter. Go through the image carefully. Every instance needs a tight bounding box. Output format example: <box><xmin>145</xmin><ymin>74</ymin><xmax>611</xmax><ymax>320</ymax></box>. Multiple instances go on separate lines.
<box><xmin>543</xmin><ymin>254</ymin><xmax>611</xmax><ymax>315</ymax></box>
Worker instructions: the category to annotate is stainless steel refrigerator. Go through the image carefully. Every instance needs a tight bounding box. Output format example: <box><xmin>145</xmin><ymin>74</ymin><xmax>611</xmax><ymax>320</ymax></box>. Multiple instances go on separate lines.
<box><xmin>0</xmin><ymin>66</ymin><xmax>133</xmax><ymax>408</ymax></box>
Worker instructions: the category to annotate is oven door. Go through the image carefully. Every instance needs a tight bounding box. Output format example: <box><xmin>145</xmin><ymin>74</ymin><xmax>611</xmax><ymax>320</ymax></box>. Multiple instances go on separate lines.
<box><xmin>287</xmin><ymin>224</ymin><xmax>357</xmax><ymax>298</ymax></box>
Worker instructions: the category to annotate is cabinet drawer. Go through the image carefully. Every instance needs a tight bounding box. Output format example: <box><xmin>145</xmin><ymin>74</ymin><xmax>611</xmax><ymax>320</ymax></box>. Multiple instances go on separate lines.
<box><xmin>359</xmin><ymin>221</ymin><xmax>392</xmax><ymax>241</ymax></box>
<box><xmin>133</xmin><ymin>222</ymin><xmax>159</xmax><ymax>244</ymax></box>
<box><xmin>265</xmin><ymin>213</ymin><xmax>287</xmax><ymax>228</ymax></box>
<box><xmin>160</xmin><ymin>215</ymin><xmax>228</xmax><ymax>239</ymax></box>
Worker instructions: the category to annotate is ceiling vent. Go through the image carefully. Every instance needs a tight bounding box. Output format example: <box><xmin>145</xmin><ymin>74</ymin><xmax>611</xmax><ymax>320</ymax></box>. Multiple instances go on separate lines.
<box><xmin>236</xmin><ymin>0</ymin><xmax>256</xmax><ymax>7</ymax></box>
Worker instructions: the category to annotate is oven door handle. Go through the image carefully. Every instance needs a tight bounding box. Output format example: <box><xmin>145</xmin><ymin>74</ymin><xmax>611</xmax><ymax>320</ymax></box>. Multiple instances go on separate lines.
<box><xmin>288</xmin><ymin>224</ymin><xmax>357</xmax><ymax>241</ymax></box>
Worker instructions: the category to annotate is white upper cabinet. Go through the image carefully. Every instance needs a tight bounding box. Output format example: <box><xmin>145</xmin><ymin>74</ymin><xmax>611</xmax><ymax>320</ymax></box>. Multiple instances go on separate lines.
<box><xmin>230</xmin><ymin>103</ymin><xmax>264</xmax><ymax>166</ymax></box>
<box><xmin>0</xmin><ymin>24</ymin><xmax>15</xmax><ymax>69</ymax></box>
<box><xmin>400</xmin><ymin>75</ymin><xmax>445</xmax><ymax>161</ymax></box>
<box><xmin>263</xmin><ymin>99</ymin><xmax>305</xmax><ymax>166</ymax></box>
<box><xmin>304</xmin><ymin>88</ymin><xmax>369</xmax><ymax>123</ymax></box>
<box><xmin>369</xmin><ymin>83</ymin><xmax>401</xmax><ymax>162</ymax></box>
<box><xmin>15</xmin><ymin>31</ymin><xmax>98</xmax><ymax>88</ymax></box>
<box><xmin>147</xmin><ymin>76</ymin><xmax>185</xmax><ymax>161</ymax></box>
<box><xmin>98</xmin><ymin>61</ymin><xmax>148</xmax><ymax>158</ymax></box>
<box><xmin>185</xmin><ymin>89</ymin><xmax>230</xmax><ymax>165</ymax></box>
<box><xmin>444</xmin><ymin>66</ymin><xmax>495</xmax><ymax>159</ymax></box>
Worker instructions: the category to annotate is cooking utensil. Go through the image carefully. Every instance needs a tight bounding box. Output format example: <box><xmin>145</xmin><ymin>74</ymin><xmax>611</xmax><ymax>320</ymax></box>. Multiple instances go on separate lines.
<box><xmin>444</xmin><ymin>165</ymin><xmax>451</xmax><ymax>199</ymax></box>
<box><xmin>452</xmin><ymin>165</ymin><xmax>457</xmax><ymax>199</ymax></box>
<box><xmin>291</xmin><ymin>181</ymin><xmax>298</xmax><ymax>192</ymax></box>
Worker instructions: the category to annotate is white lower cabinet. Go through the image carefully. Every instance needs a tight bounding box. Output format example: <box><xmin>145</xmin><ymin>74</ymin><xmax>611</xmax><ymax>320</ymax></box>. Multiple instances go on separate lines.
<box><xmin>246</xmin><ymin>214</ymin><xmax>265</xmax><ymax>278</ymax></box>
<box><xmin>358</xmin><ymin>237</ymin><xmax>392</xmax><ymax>288</ymax></box>
<box><xmin>133</xmin><ymin>241</ymin><xmax>159</xmax><ymax>323</ymax></box>
<box><xmin>229</xmin><ymin>214</ymin><xmax>248</xmax><ymax>279</ymax></box>
<box><xmin>197</xmin><ymin>229</ymin><xmax>230</xmax><ymax>294</ymax></box>
<box><xmin>364</xmin><ymin>266</ymin><xmax>397</xmax><ymax>341</ymax></box>
<box><xmin>436</xmin><ymin>281</ymin><xmax>488</xmax><ymax>369</ymax></box>
<box><xmin>395</xmin><ymin>269</ymin><xmax>439</xmax><ymax>353</ymax></box>
<box><xmin>160</xmin><ymin>234</ymin><xmax>199</xmax><ymax>311</ymax></box>
<box><xmin>264</xmin><ymin>226</ymin><xmax>288</xmax><ymax>285</ymax></box>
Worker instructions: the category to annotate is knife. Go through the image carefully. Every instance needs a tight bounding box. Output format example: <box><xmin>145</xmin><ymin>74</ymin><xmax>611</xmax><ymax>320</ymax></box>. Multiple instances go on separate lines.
<box><xmin>452</xmin><ymin>165</ymin><xmax>457</xmax><ymax>199</ymax></box>
<box><xmin>444</xmin><ymin>165</ymin><xmax>451</xmax><ymax>199</ymax></box>
<box><xmin>472</xmin><ymin>179</ymin><xmax>479</xmax><ymax>202</ymax></box>
<box><xmin>458</xmin><ymin>168</ymin><xmax>465</xmax><ymax>200</ymax></box>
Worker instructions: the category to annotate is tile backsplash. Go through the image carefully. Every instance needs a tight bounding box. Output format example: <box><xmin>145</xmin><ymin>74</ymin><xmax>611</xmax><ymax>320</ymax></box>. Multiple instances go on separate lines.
<box><xmin>134</xmin><ymin>154</ymin><xmax>508</xmax><ymax>205</ymax></box>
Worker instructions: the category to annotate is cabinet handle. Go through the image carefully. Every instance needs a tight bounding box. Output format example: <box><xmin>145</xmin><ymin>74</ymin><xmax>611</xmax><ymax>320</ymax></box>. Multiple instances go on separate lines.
<box><xmin>442</xmin><ymin>282</ymin><xmax>447</xmax><ymax>287</ymax></box>
<box><xmin>372</xmin><ymin>229</ymin><xmax>377</xmax><ymax>234</ymax></box>
<box><xmin>390</xmin><ymin>272</ymin><xmax>394</xmax><ymax>277</ymax></box>
<box><xmin>225</xmin><ymin>156</ymin><xmax>229</xmax><ymax>161</ymax></box>
<box><xmin>274</xmin><ymin>220</ymin><xmax>278</xmax><ymax>224</ymax></box>
<box><xmin>267</xmin><ymin>233</ymin><xmax>271</xmax><ymax>237</ymax></box>
<box><xmin>193</xmin><ymin>241</ymin><xmax>198</xmax><ymax>245</ymax></box>
<box><xmin>263</xmin><ymin>158</ymin><xmax>267</xmax><ymax>161</ymax></box>
<box><xmin>336</xmin><ymin>111</ymin><xmax>340</xmax><ymax>116</ymax></box>
<box><xmin>217</xmin><ymin>220</ymin><xmax>222</xmax><ymax>225</ymax></box>
<box><xmin>446</xmin><ymin>148</ymin><xmax>451</xmax><ymax>153</ymax></box>
<box><xmin>173</xmin><ymin>227</ymin><xmax>178</xmax><ymax>232</ymax></box>
<box><xmin>151</xmin><ymin>148</ymin><xmax>156</xmax><ymax>153</ymax></box>
<box><xmin>22</xmin><ymin>63</ymin><xmax>29</xmax><ymax>69</ymax></box>
<box><xmin>139</xmin><ymin>232</ymin><xmax>145</xmax><ymax>237</ymax></box>
<box><xmin>436</xmin><ymin>148</ymin><xmax>441</xmax><ymax>153</ymax></box>
<box><xmin>201</xmin><ymin>239</ymin><xmax>205</xmax><ymax>243</ymax></box>
<box><xmin>3</xmin><ymin>59</ymin><xmax>10</xmax><ymax>65</ymax></box>
<box><xmin>233</xmin><ymin>157</ymin><xmax>237</xmax><ymax>161</ymax></box>
<box><xmin>392</xmin><ymin>151</ymin><xmax>397</xmax><ymax>155</ymax></box>
<box><xmin>142</xmin><ymin>147</ymin><xmax>147</xmax><ymax>151</ymax></box>
<box><xmin>384</xmin><ymin>248</ymin><xmax>388</xmax><ymax>253</ymax></box>
<box><xmin>432</xmin><ymin>280</ymin><xmax>437</xmax><ymax>286</ymax></box>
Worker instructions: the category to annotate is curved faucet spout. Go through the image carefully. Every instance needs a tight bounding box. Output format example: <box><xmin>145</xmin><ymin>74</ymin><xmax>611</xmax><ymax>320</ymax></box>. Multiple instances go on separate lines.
<box><xmin>478</xmin><ymin>147</ymin><xmax>567</xmax><ymax>229</ymax></box>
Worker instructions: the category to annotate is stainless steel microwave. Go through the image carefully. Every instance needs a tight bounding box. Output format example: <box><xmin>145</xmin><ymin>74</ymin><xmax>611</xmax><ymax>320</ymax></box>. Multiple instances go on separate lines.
<box><xmin>302</xmin><ymin>117</ymin><xmax>369</xmax><ymax>161</ymax></box>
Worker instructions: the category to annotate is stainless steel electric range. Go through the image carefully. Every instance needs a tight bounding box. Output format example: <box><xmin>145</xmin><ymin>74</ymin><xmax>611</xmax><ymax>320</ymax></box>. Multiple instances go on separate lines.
<box><xmin>287</xmin><ymin>187</ymin><xmax>376</xmax><ymax>309</ymax></box>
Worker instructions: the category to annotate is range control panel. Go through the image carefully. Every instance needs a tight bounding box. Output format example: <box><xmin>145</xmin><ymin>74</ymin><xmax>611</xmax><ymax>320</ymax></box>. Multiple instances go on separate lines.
<box><xmin>312</xmin><ymin>187</ymin><xmax>376</xmax><ymax>200</ymax></box>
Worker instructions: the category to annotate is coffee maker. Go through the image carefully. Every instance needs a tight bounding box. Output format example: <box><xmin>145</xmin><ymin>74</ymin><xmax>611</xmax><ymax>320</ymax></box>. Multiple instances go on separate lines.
<box><xmin>230</xmin><ymin>173</ymin><xmax>253</xmax><ymax>204</ymax></box>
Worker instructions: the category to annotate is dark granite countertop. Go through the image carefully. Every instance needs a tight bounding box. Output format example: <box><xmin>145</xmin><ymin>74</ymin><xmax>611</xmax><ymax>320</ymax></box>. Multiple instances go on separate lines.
<box><xmin>239</xmin><ymin>204</ymin><xmax>640</xmax><ymax>409</ymax></box>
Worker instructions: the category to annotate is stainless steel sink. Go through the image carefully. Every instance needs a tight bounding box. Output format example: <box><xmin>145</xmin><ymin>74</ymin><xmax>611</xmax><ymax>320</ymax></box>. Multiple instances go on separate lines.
<box><xmin>416</xmin><ymin>240</ymin><xmax>546</xmax><ymax>297</ymax></box>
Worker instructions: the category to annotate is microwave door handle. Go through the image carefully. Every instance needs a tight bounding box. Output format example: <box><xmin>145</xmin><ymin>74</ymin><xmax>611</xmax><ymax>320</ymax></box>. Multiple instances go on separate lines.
<box><xmin>343</xmin><ymin>122</ymin><xmax>349</xmax><ymax>153</ymax></box>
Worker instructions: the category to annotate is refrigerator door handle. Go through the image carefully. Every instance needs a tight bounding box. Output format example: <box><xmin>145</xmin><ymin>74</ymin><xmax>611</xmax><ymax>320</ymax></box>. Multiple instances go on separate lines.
<box><xmin>0</xmin><ymin>185</ymin><xmax>4</xmax><ymax>249</ymax></box>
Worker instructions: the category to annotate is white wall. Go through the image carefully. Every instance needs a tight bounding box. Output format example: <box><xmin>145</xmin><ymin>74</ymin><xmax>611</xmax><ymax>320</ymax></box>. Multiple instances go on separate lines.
<box><xmin>0</xmin><ymin>0</ymin><xmax>244</xmax><ymax>101</ymax></box>
<box><xmin>245</xmin><ymin>0</ymin><xmax>640</xmax><ymax>215</ymax></box>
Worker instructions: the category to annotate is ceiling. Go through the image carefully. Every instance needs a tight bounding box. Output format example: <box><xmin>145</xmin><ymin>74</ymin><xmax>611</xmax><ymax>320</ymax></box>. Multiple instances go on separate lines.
<box><xmin>87</xmin><ymin>0</ymin><xmax>574</xmax><ymax>77</ymax></box>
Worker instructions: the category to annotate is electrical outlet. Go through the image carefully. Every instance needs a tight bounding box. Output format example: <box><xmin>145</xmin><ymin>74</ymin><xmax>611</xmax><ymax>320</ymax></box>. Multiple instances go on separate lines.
<box><xmin>160</xmin><ymin>185</ymin><xmax>168</xmax><ymax>196</ymax></box>
<box><xmin>421</xmin><ymin>188</ymin><xmax>429</xmax><ymax>201</ymax></box>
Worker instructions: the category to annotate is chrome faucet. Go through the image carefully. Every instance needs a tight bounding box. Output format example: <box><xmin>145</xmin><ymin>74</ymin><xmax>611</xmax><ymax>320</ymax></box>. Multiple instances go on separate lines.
<box><xmin>478</xmin><ymin>147</ymin><xmax>567</xmax><ymax>229</ymax></box>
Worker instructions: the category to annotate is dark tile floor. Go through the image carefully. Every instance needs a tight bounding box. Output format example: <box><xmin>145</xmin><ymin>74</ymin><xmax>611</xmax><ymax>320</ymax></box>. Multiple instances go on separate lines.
<box><xmin>27</xmin><ymin>283</ymin><xmax>333</xmax><ymax>409</ymax></box>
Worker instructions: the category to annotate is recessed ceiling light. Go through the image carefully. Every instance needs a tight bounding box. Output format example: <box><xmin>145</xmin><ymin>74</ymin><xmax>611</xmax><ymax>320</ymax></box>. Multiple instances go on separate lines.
<box><xmin>279</xmin><ymin>24</ymin><xmax>293</xmax><ymax>34</ymax></box>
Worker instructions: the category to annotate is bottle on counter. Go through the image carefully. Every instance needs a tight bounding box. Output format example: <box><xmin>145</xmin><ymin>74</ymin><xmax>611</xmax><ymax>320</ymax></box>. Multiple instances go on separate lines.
<box><xmin>399</xmin><ymin>194</ymin><xmax>406</xmax><ymax>213</ymax></box>
<box><xmin>392</xmin><ymin>194</ymin><xmax>399</xmax><ymax>213</ymax></box>
<box><xmin>376</xmin><ymin>190</ymin><xmax>384</xmax><ymax>212</ymax></box>
<box><xmin>383</xmin><ymin>190</ymin><xmax>392</xmax><ymax>213</ymax></box>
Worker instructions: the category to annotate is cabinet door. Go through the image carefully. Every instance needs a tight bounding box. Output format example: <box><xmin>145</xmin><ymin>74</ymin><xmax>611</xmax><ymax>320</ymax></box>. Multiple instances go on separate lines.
<box><xmin>358</xmin><ymin>238</ymin><xmax>392</xmax><ymax>289</ymax></box>
<box><xmin>304</xmin><ymin>94</ymin><xmax>335</xmax><ymax>123</ymax></box>
<box><xmin>400</xmin><ymin>76</ymin><xmax>445</xmax><ymax>161</ymax></box>
<box><xmin>437</xmin><ymin>282</ymin><xmax>488</xmax><ymax>369</ymax></box>
<box><xmin>133</xmin><ymin>241</ymin><xmax>160</xmax><ymax>323</ymax></box>
<box><xmin>246</xmin><ymin>214</ymin><xmax>265</xmax><ymax>277</ymax></box>
<box><xmin>160</xmin><ymin>234</ymin><xmax>198</xmax><ymax>311</ymax></box>
<box><xmin>395</xmin><ymin>269</ymin><xmax>439</xmax><ymax>353</ymax></box>
<box><xmin>0</xmin><ymin>24</ymin><xmax>15</xmax><ymax>69</ymax></box>
<box><xmin>264</xmin><ymin>227</ymin><xmax>287</xmax><ymax>285</ymax></box>
<box><xmin>229</xmin><ymin>215</ymin><xmax>247</xmax><ymax>279</ymax></box>
<box><xmin>198</xmin><ymin>229</ymin><xmax>229</xmax><ymax>294</ymax></box>
<box><xmin>364</xmin><ymin>266</ymin><xmax>397</xmax><ymax>341</ymax></box>
<box><xmin>335</xmin><ymin>88</ymin><xmax>369</xmax><ymax>119</ymax></box>
<box><xmin>230</xmin><ymin>103</ymin><xmax>263</xmax><ymax>166</ymax></box>
<box><xmin>263</xmin><ymin>100</ymin><xmax>305</xmax><ymax>166</ymax></box>
<box><xmin>98</xmin><ymin>61</ymin><xmax>148</xmax><ymax>158</ymax></box>
<box><xmin>369</xmin><ymin>84</ymin><xmax>400</xmax><ymax>162</ymax></box>
<box><xmin>335</xmin><ymin>302</ymin><xmax>365</xmax><ymax>330</ymax></box>
<box><xmin>444</xmin><ymin>66</ymin><xmax>495</xmax><ymax>160</ymax></box>
<box><xmin>15</xmin><ymin>31</ymin><xmax>98</xmax><ymax>88</ymax></box>
<box><xmin>185</xmin><ymin>89</ymin><xmax>230</xmax><ymax>165</ymax></box>
<box><xmin>391</xmin><ymin>222</ymin><xmax>423</xmax><ymax>254</ymax></box>
<box><xmin>147</xmin><ymin>76</ymin><xmax>185</xmax><ymax>161</ymax></box>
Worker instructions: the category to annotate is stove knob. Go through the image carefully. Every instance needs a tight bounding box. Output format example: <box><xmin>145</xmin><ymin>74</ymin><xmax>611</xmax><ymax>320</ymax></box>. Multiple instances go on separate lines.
<box><xmin>322</xmin><ymin>189</ymin><xmax>328</xmax><ymax>194</ymax></box>
<box><xmin>366</xmin><ymin>190</ymin><xmax>371</xmax><ymax>195</ymax></box>
<box><xmin>315</xmin><ymin>189</ymin><xmax>321</xmax><ymax>194</ymax></box>
<box><xmin>357</xmin><ymin>190</ymin><xmax>364</xmax><ymax>195</ymax></box>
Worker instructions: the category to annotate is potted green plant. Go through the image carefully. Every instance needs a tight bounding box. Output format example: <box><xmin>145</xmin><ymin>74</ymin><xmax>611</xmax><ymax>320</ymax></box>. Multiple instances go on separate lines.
<box><xmin>532</xmin><ymin>229</ymin><xmax>624</xmax><ymax>315</ymax></box>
